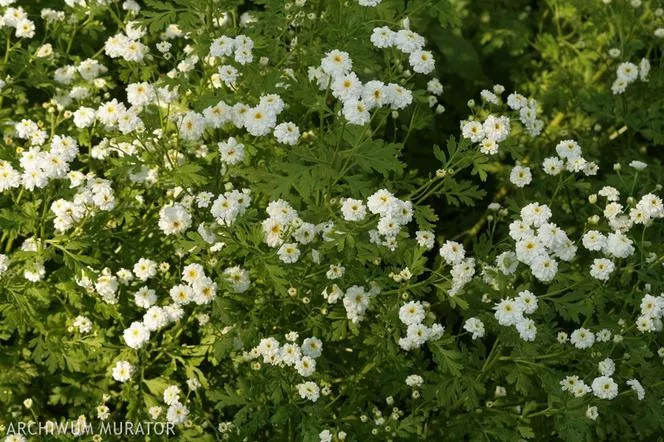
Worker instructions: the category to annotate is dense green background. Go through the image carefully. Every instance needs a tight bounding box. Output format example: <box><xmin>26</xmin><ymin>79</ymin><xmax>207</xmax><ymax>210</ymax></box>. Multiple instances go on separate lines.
<box><xmin>1</xmin><ymin>1</ymin><xmax>664</xmax><ymax>441</ymax></box>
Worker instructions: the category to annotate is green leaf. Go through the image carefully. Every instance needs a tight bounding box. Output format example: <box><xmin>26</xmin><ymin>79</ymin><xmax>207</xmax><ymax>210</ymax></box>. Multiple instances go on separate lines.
<box><xmin>163</xmin><ymin>162</ymin><xmax>209</xmax><ymax>187</ymax></box>
<box><xmin>430</xmin><ymin>342</ymin><xmax>463</xmax><ymax>377</ymax></box>
<box><xmin>414</xmin><ymin>204</ymin><xmax>439</xmax><ymax>231</ymax></box>
<box><xmin>343</xmin><ymin>139</ymin><xmax>404</xmax><ymax>176</ymax></box>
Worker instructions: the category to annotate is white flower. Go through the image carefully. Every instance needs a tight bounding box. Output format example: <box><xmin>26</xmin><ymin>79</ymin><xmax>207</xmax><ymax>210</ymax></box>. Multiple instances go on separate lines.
<box><xmin>343</xmin><ymin>285</ymin><xmax>370</xmax><ymax>323</ymax></box>
<box><xmin>494</xmin><ymin>298</ymin><xmax>524</xmax><ymax>326</ymax></box>
<box><xmin>478</xmin><ymin>137</ymin><xmax>498</xmax><ymax>155</ymax></box>
<box><xmin>73</xmin><ymin>315</ymin><xmax>92</xmax><ymax>333</ymax></box>
<box><xmin>295</xmin><ymin>356</ymin><xmax>316</xmax><ymax>377</ymax></box>
<box><xmin>163</xmin><ymin>385</ymin><xmax>181</xmax><ymax>405</ymax></box>
<box><xmin>463</xmin><ymin>317</ymin><xmax>485</xmax><ymax>339</ymax></box>
<box><xmin>386</xmin><ymin>83</ymin><xmax>412</xmax><ymax>110</ymax></box>
<box><xmin>626</xmin><ymin>379</ymin><xmax>645</xmax><ymax>400</ymax></box>
<box><xmin>133</xmin><ymin>258</ymin><xmax>157</xmax><ymax>281</ymax></box>
<box><xmin>555</xmin><ymin>140</ymin><xmax>582</xmax><ymax>160</ymax></box>
<box><xmin>224</xmin><ymin>266</ymin><xmax>251</xmax><ymax>293</ymax></box>
<box><xmin>73</xmin><ymin>107</ymin><xmax>96</xmax><ymax>128</ymax></box>
<box><xmin>399</xmin><ymin>301</ymin><xmax>425</xmax><ymax>325</ymax></box>
<box><xmin>170</xmin><ymin>284</ymin><xmax>193</xmax><ymax>305</ymax></box>
<box><xmin>341</xmin><ymin>198</ymin><xmax>367</xmax><ymax>221</ymax></box>
<box><xmin>274</xmin><ymin>122</ymin><xmax>300</xmax><ymax>145</ymax></box>
<box><xmin>427</xmin><ymin>78</ymin><xmax>443</xmax><ymax>95</ymax></box>
<box><xmin>639</xmin><ymin>58</ymin><xmax>650</xmax><ymax>81</ymax></box>
<box><xmin>342</xmin><ymin>99</ymin><xmax>371</xmax><ymax>125</ymax></box>
<box><xmin>296</xmin><ymin>381</ymin><xmax>320</xmax><ymax>402</ymax></box>
<box><xmin>319</xmin><ymin>429</ymin><xmax>333</xmax><ymax>442</ymax></box>
<box><xmin>405</xmin><ymin>374</ymin><xmax>423</xmax><ymax>388</ymax></box>
<box><xmin>516</xmin><ymin>318</ymin><xmax>537</xmax><ymax>341</ymax></box>
<box><xmin>367</xmin><ymin>189</ymin><xmax>395</xmax><ymax>215</ymax></box>
<box><xmin>370</xmin><ymin>26</ymin><xmax>394</xmax><ymax>48</ymax></box>
<box><xmin>520</xmin><ymin>202</ymin><xmax>552</xmax><ymax>227</ymax></box>
<box><xmin>582</xmin><ymin>230</ymin><xmax>607</xmax><ymax>251</ymax></box>
<box><xmin>439</xmin><ymin>241</ymin><xmax>465</xmax><ymax>265</ymax></box>
<box><xmin>591</xmin><ymin>376</ymin><xmax>618</xmax><ymax>400</ymax></box>
<box><xmin>636</xmin><ymin>315</ymin><xmax>655</xmax><ymax>333</ymax></box>
<box><xmin>321</xmin><ymin>50</ymin><xmax>352</xmax><ymax>77</ymax></box>
<box><xmin>515</xmin><ymin>237</ymin><xmax>545</xmax><ymax>265</ymax></box>
<box><xmin>362</xmin><ymin>80</ymin><xmax>388</xmax><ymax>109</ymax></box>
<box><xmin>461</xmin><ymin>121</ymin><xmax>484</xmax><ymax>143</ymax></box>
<box><xmin>542</xmin><ymin>157</ymin><xmax>563</xmax><ymax>175</ymax></box>
<box><xmin>112</xmin><ymin>361</ymin><xmax>133</xmax><ymax>382</ymax></box>
<box><xmin>596</xmin><ymin>329</ymin><xmax>612</xmax><ymax>342</ymax></box>
<box><xmin>496</xmin><ymin>251</ymin><xmax>518</xmax><ymax>275</ymax></box>
<box><xmin>415</xmin><ymin>231</ymin><xmax>435</xmax><ymax>249</ymax></box>
<box><xmin>604</xmin><ymin>232</ymin><xmax>634</xmax><ymax>258</ymax></box>
<box><xmin>182</xmin><ymin>264</ymin><xmax>205</xmax><ymax>285</ymax></box>
<box><xmin>530</xmin><ymin>254</ymin><xmax>558</xmax><ymax>282</ymax></box>
<box><xmin>408</xmin><ymin>50</ymin><xmax>435</xmax><ymax>74</ymax></box>
<box><xmin>483</xmin><ymin>115</ymin><xmax>510</xmax><ymax>142</ymax></box>
<box><xmin>15</xmin><ymin>19</ymin><xmax>36</xmax><ymax>38</ymax></box>
<box><xmin>210</xmin><ymin>36</ymin><xmax>234</xmax><ymax>57</ymax></box>
<box><xmin>599</xmin><ymin>186</ymin><xmax>620</xmax><ymax>201</ymax></box>
<box><xmin>218</xmin><ymin>137</ymin><xmax>245</xmax><ymax>165</ymax></box>
<box><xmin>598</xmin><ymin>358</ymin><xmax>615</xmax><ymax>376</ymax></box>
<box><xmin>517</xmin><ymin>290</ymin><xmax>538</xmax><ymax>314</ymax></box>
<box><xmin>480</xmin><ymin>89</ymin><xmax>499</xmax><ymax>104</ymax></box>
<box><xmin>278</xmin><ymin>243</ymin><xmax>301</xmax><ymax>264</ymax></box>
<box><xmin>394</xmin><ymin>30</ymin><xmax>425</xmax><ymax>53</ymax></box>
<box><xmin>143</xmin><ymin>306</ymin><xmax>168</xmax><ymax>331</ymax></box>
<box><xmin>586</xmin><ymin>406</ymin><xmax>599</xmax><ymax>420</ymax></box>
<box><xmin>570</xmin><ymin>328</ymin><xmax>595</xmax><ymax>349</ymax></box>
<box><xmin>590</xmin><ymin>258</ymin><xmax>615</xmax><ymax>281</ymax></box>
<box><xmin>616</xmin><ymin>62</ymin><xmax>638</xmax><ymax>83</ymax></box>
<box><xmin>611</xmin><ymin>78</ymin><xmax>628</xmax><ymax>95</ymax></box>
<box><xmin>0</xmin><ymin>254</ymin><xmax>10</xmax><ymax>276</ymax></box>
<box><xmin>509</xmin><ymin>165</ymin><xmax>532</xmax><ymax>187</ymax></box>
<box><xmin>123</xmin><ymin>321</ymin><xmax>150</xmax><ymax>349</ymax></box>
<box><xmin>507</xmin><ymin>92</ymin><xmax>527</xmax><ymax>110</ymax></box>
<box><xmin>134</xmin><ymin>286</ymin><xmax>157</xmax><ymax>308</ymax></box>
<box><xmin>302</xmin><ymin>337</ymin><xmax>323</xmax><ymax>358</ymax></box>
<box><xmin>158</xmin><ymin>204</ymin><xmax>192</xmax><ymax>235</ymax></box>
<box><xmin>166</xmin><ymin>403</ymin><xmax>189</xmax><ymax>425</ymax></box>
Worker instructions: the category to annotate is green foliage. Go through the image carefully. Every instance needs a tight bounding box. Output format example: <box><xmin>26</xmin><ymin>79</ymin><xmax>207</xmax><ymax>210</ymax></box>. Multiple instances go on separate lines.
<box><xmin>0</xmin><ymin>0</ymin><xmax>663</xmax><ymax>441</ymax></box>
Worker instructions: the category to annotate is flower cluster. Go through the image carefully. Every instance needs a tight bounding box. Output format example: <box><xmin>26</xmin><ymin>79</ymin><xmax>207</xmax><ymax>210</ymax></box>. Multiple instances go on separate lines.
<box><xmin>51</xmin><ymin>176</ymin><xmax>116</xmax><ymax>232</ymax></box>
<box><xmin>611</xmin><ymin>58</ymin><xmax>650</xmax><ymax>94</ymax></box>
<box><xmin>210</xmin><ymin>187</ymin><xmax>252</xmax><ymax>226</ymax></box>
<box><xmin>542</xmin><ymin>140</ymin><xmax>598</xmax><ymax>177</ymax></box>
<box><xmin>397</xmin><ymin>301</ymin><xmax>444</xmax><ymax>350</ymax></box>
<box><xmin>461</xmin><ymin>87</ymin><xmax>544</xmax><ymax>155</ymax></box>
<box><xmin>439</xmin><ymin>240</ymin><xmax>476</xmax><ymax>295</ymax></box>
<box><xmin>358</xmin><ymin>189</ymin><xmax>415</xmax><ymax>251</ymax></box>
<box><xmin>493</xmin><ymin>290</ymin><xmax>538</xmax><ymax>341</ymax></box>
<box><xmin>2</xmin><ymin>6</ymin><xmax>36</xmax><ymax>39</ymax></box>
<box><xmin>260</xmin><ymin>199</ymin><xmax>326</xmax><ymax>263</ymax></box>
<box><xmin>6</xmin><ymin>127</ymin><xmax>81</xmax><ymax>193</ymax></box>
<box><xmin>244</xmin><ymin>334</ymin><xmax>324</xmax><ymax>379</ymax></box>
<box><xmin>370</xmin><ymin>25</ymin><xmax>435</xmax><ymax>74</ymax></box>
<box><xmin>104</xmin><ymin>21</ymin><xmax>150</xmax><ymax>62</ymax></box>
<box><xmin>504</xmin><ymin>202</ymin><xmax>576</xmax><ymax>283</ymax></box>
<box><xmin>343</xmin><ymin>284</ymin><xmax>381</xmax><ymax>324</ymax></box>
<box><xmin>308</xmin><ymin>48</ymin><xmax>415</xmax><ymax>125</ymax></box>
<box><xmin>1</xmin><ymin>0</ymin><xmax>664</xmax><ymax>440</ymax></box>
<box><xmin>635</xmin><ymin>293</ymin><xmax>664</xmax><ymax>332</ymax></box>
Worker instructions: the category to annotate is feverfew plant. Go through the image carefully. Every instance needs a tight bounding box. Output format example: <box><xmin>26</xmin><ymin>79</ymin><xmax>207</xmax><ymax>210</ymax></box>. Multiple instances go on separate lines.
<box><xmin>0</xmin><ymin>1</ymin><xmax>663</xmax><ymax>441</ymax></box>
